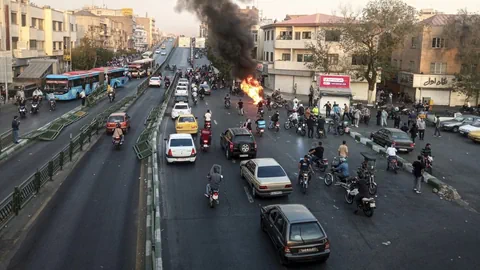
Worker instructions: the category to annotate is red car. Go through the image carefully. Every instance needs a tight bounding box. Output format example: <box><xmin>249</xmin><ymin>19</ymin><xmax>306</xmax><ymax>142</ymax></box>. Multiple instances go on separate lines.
<box><xmin>106</xmin><ymin>112</ymin><xmax>131</xmax><ymax>133</ymax></box>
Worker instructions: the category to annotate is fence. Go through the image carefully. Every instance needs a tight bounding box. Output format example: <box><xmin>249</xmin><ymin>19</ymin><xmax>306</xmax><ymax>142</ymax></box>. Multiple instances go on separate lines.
<box><xmin>0</xmin><ymin>129</ymin><xmax>14</xmax><ymax>153</ymax></box>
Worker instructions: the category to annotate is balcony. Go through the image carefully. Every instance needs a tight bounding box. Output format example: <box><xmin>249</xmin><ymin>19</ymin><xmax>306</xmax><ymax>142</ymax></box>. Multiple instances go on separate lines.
<box><xmin>13</xmin><ymin>49</ymin><xmax>46</xmax><ymax>58</ymax></box>
<box><xmin>274</xmin><ymin>60</ymin><xmax>311</xmax><ymax>71</ymax></box>
<box><xmin>275</xmin><ymin>39</ymin><xmax>310</xmax><ymax>49</ymax></box>
<box><xmin>29</xmin><ymin>27</ymin><xmax>45</xmax><ymax>41</ymax></box>
<box><xmin>51</xmin><ymin>50</ymin><xmax>64</xmax><ymax>56</ymax></box>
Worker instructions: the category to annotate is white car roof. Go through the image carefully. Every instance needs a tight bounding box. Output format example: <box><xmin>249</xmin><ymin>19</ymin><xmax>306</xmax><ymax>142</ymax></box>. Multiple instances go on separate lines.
<box><xmin>174</xmin><ymin>102</ymin><xmax>189</xmax><ymax>107</ymax></box>
<box><xmin>150</xmin><ymin>77</ymin><xmax>160</xmax><ymax>80</ymax></box>
<box><xmin>176</xmin><ymin>86</ymin><xmax>187</xmax><ymax>89</ymax></box>
<box><xmin>169</xmin><ymin>133</ymin><xmax>193</xmax><ymax>140</ymax></box>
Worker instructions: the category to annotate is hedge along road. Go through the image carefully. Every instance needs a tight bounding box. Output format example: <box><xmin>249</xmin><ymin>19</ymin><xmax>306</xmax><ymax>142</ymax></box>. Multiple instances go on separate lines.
<box><xmin>0</xmin><ymin>43</ymin><xmax>175</xmax><ymax>201</ymax></box>
<box><xmin>5</xmin><ymin>51</ymin><xmax>179</xmax><ymax>269</ymax></box>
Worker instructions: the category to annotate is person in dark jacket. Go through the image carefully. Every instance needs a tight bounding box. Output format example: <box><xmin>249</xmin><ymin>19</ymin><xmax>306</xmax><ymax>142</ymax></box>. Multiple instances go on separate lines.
<box><xmin>376</xmin><ymin>110</ymin><xmax>382</xmax><ymax>126</ymax></box>
<box><xmin>400</xmin><ymin>123</ymin><xmax>409</xmax><ymax>133</ymax></box>
<box><xmin>205</xmin><ymin>165</ymin><xmax>222</xmax><ymax>197</ymax></box>
<box><xmin>306</xmin><ymin>115</ymin><xmax>315</xmax><ymax>138</ymax></box>
<box><xmin>393</xmin><ymin>114</ymin><xmax>401</xmax><ymax>129</ymax></box>
<box><xmin>354</xmin><ymin>178</ymin><xmax>369</xmax><ymax>214</ymax></box>
<box><xmin>12</xmin><ymin>116</ymin><xmax>20</xmax><ymax>144</ymax></box>
<box><xmin>409</xmin><ymin>123</ymin><xmax>418</xmax><ymax>143</ymax></box>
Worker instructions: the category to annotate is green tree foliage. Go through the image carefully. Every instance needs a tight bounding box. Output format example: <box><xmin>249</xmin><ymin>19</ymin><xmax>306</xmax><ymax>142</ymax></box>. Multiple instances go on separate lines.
<box><xmin>444</xmin><ymin>10</ymin><xmax>480</xmax><ymax>103</ymax></box>
<box><xmin>205</xmin><ymin>40</ymin><xmax>233</xmax><ymax>81</ymax></box>
<box><xmin>340</xmin><ymin>0</ymin><xmax>418</xmax><ymax>94</ymax></box>
<box><xmin>71</xmin><ymin>37</ymin><xmax>114</xmax><ymax>70</ymax></box>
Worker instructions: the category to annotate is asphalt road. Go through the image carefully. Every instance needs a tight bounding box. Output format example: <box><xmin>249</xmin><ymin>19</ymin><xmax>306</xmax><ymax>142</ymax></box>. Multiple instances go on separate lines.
<box><xmin>0</xmin><ymin>44</ymin><xmax>173</xmax><ymax>200</ymax></box>
<box><xmin>159</xmin><ymin>58</ymin><xmax>480</xmax><ymax>270</ymax></box>
<box><xmin>350</xmin><ymin>111</ymin><xmax>480</xmax><ymax>210</ymax></box>
<box><xmin>6</xmin><ymin>46</ymin><xmax>185</xmax><ymax>270</ymax></box>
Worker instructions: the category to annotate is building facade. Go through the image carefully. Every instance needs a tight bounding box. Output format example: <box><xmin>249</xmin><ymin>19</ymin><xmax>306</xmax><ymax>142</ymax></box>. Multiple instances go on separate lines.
<box><xmin>135</xmin><ymin>16</ymin><xmax>155</xmax><ymax>47</ymax></box>
<box><xmin>133</xmin><ymin>25</ymin><xmax>147</xmax><ymax>51</ymax></box>
<box><xmin>0</xmin><ymin>0</ymin><xmax>77</xmax><ymax>83</ymax></box>
<box><xmin>258</xmin><ymin>13</ymin><xmax>375</xmax><ymax>101</ymax></box>
<box><xmin>391</xmin><ymin>14</ymin><xmax>476</xmax><ymax>106</ymax></box>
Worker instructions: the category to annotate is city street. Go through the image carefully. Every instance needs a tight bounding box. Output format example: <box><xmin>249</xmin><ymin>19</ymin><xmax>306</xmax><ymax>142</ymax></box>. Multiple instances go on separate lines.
<box><xmin>5</xmin><ymin>46</ymin><xmax>188</xmax><ymax>270</ymax></box>
<box><xmin>0</xmin><ymin>43</ymin><xmax>173</xmax><ymax>201</ymax></box>
<box><xmin>158</xmin><ymin>58</ymin><xmax>480</xmax><ymax>270</ymax></box>
<box><xmin>350</xmin><ymin>111</ymin><xmax>480</xmax><ymax>210</ymax></box>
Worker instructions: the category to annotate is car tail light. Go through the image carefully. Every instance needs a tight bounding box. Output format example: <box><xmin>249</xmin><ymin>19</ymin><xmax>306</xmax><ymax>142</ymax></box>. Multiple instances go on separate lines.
<box><xmin>285</xmin><ymin>184</ymin><xmax>292</xmax><ymax>188</ymax></box>
<box><xmin>325</xmin><ymin>240</ymin><xmax>330</xmax><ymax>250</ymax></box>
<box><xmin>284</xmin><ymin>246</ymin><xmax>291</xmax><ymax>254</ymax></box>
<box><xmin>203</xmin><ymin>140</ymin><xmax>208</xmax><ymax>143</ymax></box>
<box><xmin>229</xmin><ymin>142</ymin><xmax>234</xmax><ymax>151</ymax></box>
<box><xmin>191</xmin><ymin>148</ymin><xmax>196</xmax><ymax>155</ymax></box>
<box><xmin>167</xmin><ymin>149</ymin><xmax>173</xmax><ymax>157</ymax></box>
<box><xmin>410</xmin><ymin>143</ymin><xmax>415</xmax><ymax>147</ymax></box>
<box><xmin>259</xmin><ymin>185</ymin><xmax>268</xmax><ymax>190</ymax></box>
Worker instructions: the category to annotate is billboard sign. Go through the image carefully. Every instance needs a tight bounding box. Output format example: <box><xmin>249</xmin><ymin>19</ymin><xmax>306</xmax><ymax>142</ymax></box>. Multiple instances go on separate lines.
<box><xmin>318</xmin><ymin>75</ymin><xmax>350</xmax><ymax>89</ymax></box>
<box><xmin>121</xmin><ymin>8</ymin><xmax>133</xmax><ymax>16</ymax></box>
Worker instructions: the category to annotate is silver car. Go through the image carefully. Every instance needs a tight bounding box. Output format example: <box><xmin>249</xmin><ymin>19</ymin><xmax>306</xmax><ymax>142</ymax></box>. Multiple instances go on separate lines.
<box><xmin>240</xmin><ymin>158</ymin><xmax>292</xmax><ymax>198</ymax></box>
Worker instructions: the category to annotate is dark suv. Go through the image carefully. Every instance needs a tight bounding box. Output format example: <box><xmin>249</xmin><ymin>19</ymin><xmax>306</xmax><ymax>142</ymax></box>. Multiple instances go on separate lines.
<box><xmin>220</xmin><ymin>128</ymin><xmax>257</xmax><ymax>160</ymax></box>
<box><xmin>260</xmin><ymin>204</ymin><xmax>330</xmax><ymax>265</ymax></box>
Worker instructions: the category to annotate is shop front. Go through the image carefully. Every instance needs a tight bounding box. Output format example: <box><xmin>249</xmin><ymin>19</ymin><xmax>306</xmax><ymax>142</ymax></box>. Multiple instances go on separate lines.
<box><xmin>397</xmin><ymin>72</ymin><xmax>468</xmax><ymax>106</ymax></box>
<box><xmin>317</xmin><ymin>74</ymin><xmax>352</xmax><ymax>114</ymax></box>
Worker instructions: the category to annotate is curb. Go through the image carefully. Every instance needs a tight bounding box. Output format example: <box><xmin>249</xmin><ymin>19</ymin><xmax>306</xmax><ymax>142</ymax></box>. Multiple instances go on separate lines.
<box><xmin>145</xmin><ymin>156</ymin><xmax>153</xmax><ymax>270</ymax></box>
<box><xmin>348</xmin><ymin>130</ymin><xmax>462</xmax><ymax>201</ymax></box>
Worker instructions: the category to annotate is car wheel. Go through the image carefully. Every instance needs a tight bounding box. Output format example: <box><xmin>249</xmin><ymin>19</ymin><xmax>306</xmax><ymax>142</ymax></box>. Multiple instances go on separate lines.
<box><xmin>278</xmin><ymin>250</ymin><xmax>289</xmax><ymax>265</ymax></box>
<box><xmin>453</xmin><ymin>126</ymin><xmax>459</xmax><ymax>133</ymax></box>
<box><xmin>225</xmin><ymin>148</ymin><xmax>231</xmax><ymax>160</ymax></box>
<box><xmin>251</xmin><ymin>185</ymin><xmax>257</xmax><ymax>198</ymax></box>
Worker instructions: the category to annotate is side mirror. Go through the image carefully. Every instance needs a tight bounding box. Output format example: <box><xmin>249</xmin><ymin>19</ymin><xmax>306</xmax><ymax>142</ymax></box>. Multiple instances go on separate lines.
<box><xmin>164</xmin><ymin>138</ymin><xmax>168</xmax><ymax>141</ymax></box>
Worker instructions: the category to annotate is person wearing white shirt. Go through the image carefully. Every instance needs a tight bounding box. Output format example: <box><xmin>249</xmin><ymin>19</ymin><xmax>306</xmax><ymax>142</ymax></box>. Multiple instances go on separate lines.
<box><xmin>292</xmin><ymin>97</ymin><xmax>299</xmax><ymax>110</ymax></box>
<box><xmin>386</xmin><ymin>144</ymin><xmax>397</xmax><ymax>169</ymax></box>
<box><xmin>204</xmin><ymin>110</ymin><xmax>212</xmax><ymax>122</ymax></box>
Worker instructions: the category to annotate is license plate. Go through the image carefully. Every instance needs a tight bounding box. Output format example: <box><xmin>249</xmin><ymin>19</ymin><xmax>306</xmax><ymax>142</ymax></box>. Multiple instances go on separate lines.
<box><xmin>370</xmin><ymin>203</ymin><xmax>376</xmax><ymax>208</ymax></box>
<box><xmin>270</xmin><ymin>191</ymin><xmax>282</xmax><ymax>195</ymax></box>
<box><xmin>176</xmin><ymin>158</ymin><xmax>188</xmax><ymax>161</ymax></box>
<box><xmin>399</xmin><ymin>148</ymin><xmax>407</xmax><ymax>151</ymax></box>
<box><xmin>212</xmin><ymin>194</ymin><xmax>218</xmax><ymax>200</ymax></box>
<box><xmin>299</xmin><ymin>248</ymin><xmax>318</xmax><ymax>253</ymax></box>
<box><xmin>239</xmin><ymin>154</ymin><xmax>248</xmax><ymax>157</ymax></box>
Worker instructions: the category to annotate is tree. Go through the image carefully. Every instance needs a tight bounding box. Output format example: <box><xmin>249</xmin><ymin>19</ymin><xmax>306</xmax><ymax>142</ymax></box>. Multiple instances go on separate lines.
<box><xmin>305</xmin><ymin>29</ymin><xmax>350</xmax><ymax>74</ymax></box>
<box><xmin>71</xmin><ymin>37</ymin><xmax>114</xmax><ymax>70</ymax></box>
<box><xmin>339</xmin><ymin>0</ymin><xmax>418</xmax><ymax>102</ymax></box>
<box><xmin>444</xmin><ymin>10</ymin><xmax>480</xmax><ymax>104</ymax></box>
<box><xmin>206</xmin><ymin>40</ymin><xmax>233</xmax><ymax>81</ymax></box>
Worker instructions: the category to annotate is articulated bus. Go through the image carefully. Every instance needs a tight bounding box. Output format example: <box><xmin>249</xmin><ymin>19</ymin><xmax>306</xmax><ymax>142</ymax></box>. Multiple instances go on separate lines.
<box><xmin>44</xmin><ymin>71</ymin><xmax>103</xmax><ymax>101</ymax></box>
<box><xmin>91</xmin><ymin>67</ymin><xmax>129</xmax><ymax>89</ymax></box>
<box><xmin>128</xmin><ymin>58</ymin><xmax>155</xmax><ymax>78</ymax></box>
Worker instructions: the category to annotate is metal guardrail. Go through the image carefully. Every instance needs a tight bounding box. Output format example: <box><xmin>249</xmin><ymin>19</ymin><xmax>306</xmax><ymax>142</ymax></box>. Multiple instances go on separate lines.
<box><xmin>0</xmin><ymin>129</ymin><xmax>14</xmax><ymax>153</ymax></box>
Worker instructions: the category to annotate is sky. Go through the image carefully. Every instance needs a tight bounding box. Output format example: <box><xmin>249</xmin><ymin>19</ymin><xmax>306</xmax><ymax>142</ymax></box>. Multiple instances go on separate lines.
<box><xmin>35</xmin><ymin>0</ymin><xmax>479</xmax><ymax>36</ymax></box>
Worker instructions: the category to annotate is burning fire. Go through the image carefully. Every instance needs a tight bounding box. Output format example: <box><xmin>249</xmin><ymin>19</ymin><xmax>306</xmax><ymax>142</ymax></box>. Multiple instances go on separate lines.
<box><xmin>240</xmin><ymin>76</ymin><xmax>263</xmax><ymax>104</ymax></box>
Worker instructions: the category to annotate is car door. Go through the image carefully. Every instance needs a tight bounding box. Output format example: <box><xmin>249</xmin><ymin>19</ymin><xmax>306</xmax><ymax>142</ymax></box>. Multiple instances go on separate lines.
<box><xmin>272</xmin><ymin>213</ymin><xmax>287</xmax><ymax>250</ymax></box>
<box><xmin>245</xmin><ymin>161</ymin><xmax>257</xmax><ymax>187</ymax></box>
<box><xmin>372</xmin><ymin>130</ymin><xmax>383</xmax><ymax>144</ymax></box>
<box><xmin>266</xmin><ymin>208</ymin><xmax>280</xmax><ymax>242</ymax></box>
<box><xmin>463</xmin><ymin>117</ymin><xmax>474</xmax><ymax>126</ymax></box>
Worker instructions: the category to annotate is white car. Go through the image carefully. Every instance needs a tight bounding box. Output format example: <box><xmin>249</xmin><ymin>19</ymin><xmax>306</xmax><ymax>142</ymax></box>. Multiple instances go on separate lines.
<box><xmin>177</xmin><ymin>81</ymin><xmax>189</xmax><ymax>88</ymax></box>
<box><xmin>459</xmin><ymin>121</ymin><xmax>480</xmax><ymax>136</ymax></box>
<box><xmin>171</xmin><ymin>102</ymin><xmax>191</xmax><ymax>119</ymax></box>
<box><xmin>165</xmin><ymin>133</ymin><xmax>197</xmax><ymax>164</ymax></box>
<box><xmin>175</xmin><ymin>86</ymin><xmax>188</xmax><ymax>96</ymax></box>
<box><xmin>161</xmin><ymin>51</ymin><xmax>167</xmax><ymax>56</ymax></box>
<box><xmin>178</xmin><ymin>78</ymin><xmax>189</xmax><ymax>83</ymax></box>
<box><xmin>149</xmin><ymin>77</ymin><xmax>161</xmax><ymax>87</ymax></box>
<box><xmin>155</xmin><ymin>50</ymin><xmax>161</xmax><ymax>54</ymax></box>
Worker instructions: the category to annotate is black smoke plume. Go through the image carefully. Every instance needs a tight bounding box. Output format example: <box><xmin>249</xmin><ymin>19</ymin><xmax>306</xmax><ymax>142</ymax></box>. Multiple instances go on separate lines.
<box><xmin>176</xmin><ymin>0</ymin><xmax>257</xmax><ymax>79</ymax></box>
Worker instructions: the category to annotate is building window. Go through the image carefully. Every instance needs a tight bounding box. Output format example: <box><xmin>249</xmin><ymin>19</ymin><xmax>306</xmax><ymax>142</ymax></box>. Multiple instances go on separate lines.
<box><xmin>411</xmin><ymin>37</ymin><xmax>418</xmax><ymax>48</ymax></box>
<box><xmin>31</xmin><ymin>18</ymin><xmax>37</xmax><ymax>28</ymax></box>
<box><xmin>53</xmin><ymin>42</ymin><xmax>57</xmax><ymax>50</ymax></box>
<box><xmin>281</xmin><ymin>53</ymin><xmax>291</xmax><ymax>61</ymax></box>
<box><xmin>38</xmin><ymin>19</ymin><xmax>44</xmax><ymax>30</ymax></box>
<box><xmin>297</xmin><ymin>54</ymin><xmax>313</xmax><ymax>62</ymax></box>
<box><xmin>264</xmin><ymin>52</ymin><xmax>267</xmax><ymax>61</ymax></box>
<box><xmin>53</xmin><ymin>22</ymin><xmax>57</xmax><ymax>31</ymax></box>
<box><xmin>12</xmin><ymin>37</ymin><xmax>19</xmax><ymax>50</ymax></box>
<box><xmin>351</xmin><ymin>55</ymin><xmax>368</xmax><ymax>65</ymax></box>
<box><xmin>37</xmin><ymin>41</ymin><xmax>44</xmax><ymax>50</ymax></box>
<box><xmin>11</xmin><ymin>12</ymin><xmax>17</xmax><ymax>25</ymax></box>
<box><xmin>327</xmin><ymin>54</ymin><xmax>339</xmax><ymax>65</ymax></box>
<box><xmin>294</xmin><ymin>32</ymin><xmax>301</xmax><ymax>40</ymax></box>
<box><xmin>408</xmin><ymin>61</ymin><xmax>415</xmax><ymax>71</ymax></box>
<box><xmin>266</xmin><ymin>31</ymin><xmax>270</xmax><ymax>41</ymax></box>
<box><xmin>29</xmin><ymin>40</ymin><xmax>37</xmax><ymax>50</ymax></box>
<box><xmin>21</xmin><ymin>14</ymin><xmax>27</xmax><ymax>27</ymax></box>
<box><xmin>302</xmin><ymin>32</ymin><xmax>312</xmax><ymax>39</ymax></box>
<box><xmin>279</xmin><ymin>31</ymin><xmax>292</xmax><ymax>40</ymax></box>
<box><xmin>59</xmin><ymin>22</ymin><xmax>63</xmax><ymax>31</ymax></box>
<box><xmin>270</xmin><ymin>52</ymin><xmax>273</xmax><ymax>61</ymax></box>
<box><xmin>432</xmin><ymin>37</ymin><xmax>447</xmax><ymax>48</ymax></box>
<box><xmin>430</xmin><ymin>62</ymin><xmax>447</xmax><ymax>74</ymax></box>
<box><xmin>70</xmin><ymin>23</ymin><xmax>74</xmax><ymax>32</ymax></box>
<box><xmin>325</xmin><ymin>30</ymin><xmax>341</xmax><ymax>42</ymax></box>
<box><xmin>393</xmin><ymin>59</ymin><xmax>398</xmax><ymax>68</ymax></box>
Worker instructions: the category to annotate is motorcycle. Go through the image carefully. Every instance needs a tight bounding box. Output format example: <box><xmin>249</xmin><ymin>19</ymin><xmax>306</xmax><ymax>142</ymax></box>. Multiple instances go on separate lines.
<box><xmin>112</xmin><ymin>136</ymin><xmax>123</xmax><ymax>150</ymax></box>
<box><xmin>296</xmin><ymin>123</ymin><xmax>307</xmax><ymax>137</ymax></box>
<box><xmin>205</xmin><ymin>120</ymin><xmax>212</xmax><ymax>130</ymax></box>
<box><xmin>344</xmin><ymin>182</ymin><xmax>376</xmax><ymax>217</ymax></box>
<box><xmin>269</xmin><ymin>121</ymin><xmax>280</xmax><ymax>132</ymax></box>
<box><xmin>316</xmin><ymin>128</ymin><xmax>326</xmax><ymax>139</ymax></box>
<box><xmin>256</xmin><ymin>126</ymin><xmax>265</xmax><ymax>137</ymax></box>
<box><xmin>307</xmin><ymin>155</ymin><xmax>329</xmax><ymax>173</ymax></box>
<box><xmin>283</xmin><ymin>118</ymin><xmax>297</xmax><ymax>130</ymax></box>
<box><xmin>19</xmin><ymin>105</ymin><xmax>27</xmax><ymax>118</ymax></box>
<box><xmin>272</xmin><ymin>100</ymin><xmax>290</xmax><ymax>110</ymax></box>
<box><xmin>200</xmin><ymin>93</ymin><xmax>205</xmax><ymax>100</ymax></box>
<box><xmin>31</xmin><ymin>102</ymin><xmax>39</xmax><ymax>114</ymax></box>
<box><xmin>337</xmin><ymin>121</ymin><xmax>349</xmax><ymax>135</ymax></box>
<box><xmin>387</xmin><ymin>157</ymin><xmax>399</xmax><ymax>174</ymax></box>
<box><xmin>201</xmin><ymin>139</ymin><xmax>209</xmax><ymax>152</ymax></box>
<box><xmin>49</xmin><ymin>99</ymin><xmax>56</xmax><ymax>111</ymax></box>
<box><xmin>423</xmin><ymin>155</ymin><xmax>433</xmax><ymax>174</ymax></box>
<box><xmin>193</xmin><ymin>97</ymin><xmax>198</xmax><ymax>106</ymax></box>
<box><xmin>299</xmin><ymin>171</ymin><xmax>309</xmax><ymax>194</ymax></box>
<box><xmin>224</xmin><ymin>99</ymin><xmax>231</xmax><ymax>109</ymax></box>
<box><xmin>258</xmin><ymin>108</ymin><xmax>264</xmax><ymax>118</ymax></box>
<box><xmin>108</xmin><ymin>92</ymin><xmax>114</xmax><ymax>103</ymax></box>
<box><xmin>208</xmin><ymin>188</ymin><xmax>220</xmax><ymax>208</ymax></box>
<box><xmin>165</xmin><ymin>81</ymin><xmax>170</xmax><ymax>88</ymax></box>
<box><xmin>212</xmin><ymin>84</ymin><xmax>218</xmax><ymax>90</ymax></box>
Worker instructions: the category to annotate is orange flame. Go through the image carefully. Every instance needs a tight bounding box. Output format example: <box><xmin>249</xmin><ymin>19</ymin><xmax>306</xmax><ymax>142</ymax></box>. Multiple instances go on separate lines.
<box><xmin>240</xmin><ymin>76</ymin><xmax>263</xmax><ymax>104</ymax></box>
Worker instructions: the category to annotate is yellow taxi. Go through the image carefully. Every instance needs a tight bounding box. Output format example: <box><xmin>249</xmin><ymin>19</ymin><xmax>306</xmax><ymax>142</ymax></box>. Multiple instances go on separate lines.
<box><xmin>175</xmin><ymin>114</ymin><xmax>198</xmax><ymax>135</ymax></box>
<box><xmin>468</xmin><ymin>130</ymin><xmax>480</xmax><ymax>143</ymax></box>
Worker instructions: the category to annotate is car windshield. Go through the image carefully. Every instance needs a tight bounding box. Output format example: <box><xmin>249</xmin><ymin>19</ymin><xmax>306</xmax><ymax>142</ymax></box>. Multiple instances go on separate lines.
<box><xmin>200</xmin><ymin>85</ymin><xmax>210</xmax><ymax>90</ymax></box>
<box><xmin>472</xmin><ymin>121</ymin><xmax>480</xmax><ymax>127</ymax></box>
<box><xmin>233</xmin><ymin>135</ymin><xmax>254</xmax><ymax>144</ymax></box>
<box><xmin>151</xmin><ymin>77</ymin><xmax>159</xmax><ymax>81</ymax></box>
<box><xmin>108</xmin><ymin>116</ymin><xmax>124</xmax><ymax>122</ymax></box>
<box><xmin>174</xmin><ymin>105</ymin><xmax>188</xmax><ymax>110</ymax></box>
<box><xmin>392</xmin><ymin>132</ymin><xmax>410</xmax><ymax>140</ymax></box>
<box><xmin>175</xmin><ymin>97</ymin><xmax>188</xmax><ymax>102</ymax></box>
<box><xmin>453</xmin><ymin>116</ymin><xmax>465</xmax><ymax>121</ymax></box>
<box><xmin>257</xmin><ymin>165</ymin><xmax>286</xmax><ymax>178</ymax></box>
<box><xmin>289</xmin><ymin>222</ymin><xmax>324</xmax><ymax>242</ymax></box>
<box><xmin>179</xmin><ymin>117</ymin><xmax>195</xmax><ymax>123</ymax></box>
<box><xmin>170</xmin><ymin>138</ymin><xmax>193</xmax><ymax>147</ymax></box>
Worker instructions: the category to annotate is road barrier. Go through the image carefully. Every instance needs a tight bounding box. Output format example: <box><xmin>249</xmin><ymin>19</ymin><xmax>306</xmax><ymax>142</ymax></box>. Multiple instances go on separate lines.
<box><xmin>38</xmin><ymin>111</ymin><xmax>88</xmax><ymax>141</ymax></box>
<box><xmin>0</xmin><ymin>129</ymin><xmax>14</xmax><ymax>153</ymax></box>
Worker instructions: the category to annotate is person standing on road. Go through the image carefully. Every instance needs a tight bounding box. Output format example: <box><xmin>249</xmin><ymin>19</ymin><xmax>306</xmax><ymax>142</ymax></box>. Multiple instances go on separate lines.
<box><xmin>433</xmin><ymin>115</ymin><xmax>442</xmax><ymax>137</ymax></box>
<box><xmin>237</xmin><ymin>99</ymin><xmax>244</xmax><ymax>115</ymax></box>
<box><xmin>12</xmin><ymin>116</ymin><xmax>20</xmax><ymax>144</ymax></box>
<box><xmin>306</xmin><ymin>115</ymin><xmax>315</xmax><ymax>138</ymax></box>
<box><xmin>409</xmin><ymin>123</ymin><xmax>418</xmax><ymax>143</ymax></box>
<box><xmin>80</xmin><ymin>89</ymin><xmax>86</xmax><ymax>106</ymax></box>
<box><xmin>354</xmin><ymin>108</ymin><xmax>361</xmax><ymax>127</ymax></box>
<box><xmin>412</xmin><ymin>156</ymin><xmax>424</xmax><ymax>194</ymax></box>
<box><xmin>417</xmin><ymin>117</ymin><xmax>426</xmax><ymax>140</ymax></box>
<box><xmin>363</xmin><ymin>107</ymin><xmax>371</xmax><ymax>126</ymax></box>
<box><xmin>308</xmin><ymin>91</ymin><xmax>313</xmax><ymax>107</ymax></box>
<box><xmin>343</xmin><ymin>104</ymin><xmax>350</xmax><ymax>121</ymax></box>
<box><xmin>338</xmin><ymin>140</ymin><xmax>349</xmax><ymax>158</ymax></box>
<box><xmin>376</xmin><ymin>110</ymin><xmax>382</xmax><ymax>126</ymax></box>
<box><xmin>324</xmin><ymin>101</ymin><xmax>332</xmax><ymax>117</ymax></box>
<box><xmin>381</xmin><ymin>109</ymin><xmax>388</xmax><ymax>127</ymax></box>
<box><xmin>393</xmin><ymin>114</ymin><xmax>401</xmax><ymax>129</ymax></box>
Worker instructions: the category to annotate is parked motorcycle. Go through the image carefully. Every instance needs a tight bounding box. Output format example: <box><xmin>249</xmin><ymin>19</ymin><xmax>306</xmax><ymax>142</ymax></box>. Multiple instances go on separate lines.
<box><xmin>19</xmin><ymin>105</ymin><xmax>27</xmax><ymax>118</ymax></box>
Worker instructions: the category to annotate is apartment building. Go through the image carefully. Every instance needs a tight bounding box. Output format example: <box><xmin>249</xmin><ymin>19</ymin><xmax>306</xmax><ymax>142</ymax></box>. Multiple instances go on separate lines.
<box><xmin>391</xmin><ymin>14</ymin><xmax>475</xmax><ymax>106</ymax></box>
<box><xmin>133</xmin><ymin>25</ymin><xmax>147</xmax><ymax>51</ymax></box>
<box><xmin>135</xmin><ymin>16</ymin><xmax>155</xmax><ymax>47</ymax></box>
<box><xmin>0</xmin><ymin>0</ymin><xmax>77</xmax><ymax>83</ymax></box>
<box><xmin>74</xmin><ymin>10</ymin><xmax>127</xmax><ymax>51</ymax></box>
<box><xmin>258</xmin><ymin>13</ymin><xmax>375</xmax><ymax>101</ymax></box>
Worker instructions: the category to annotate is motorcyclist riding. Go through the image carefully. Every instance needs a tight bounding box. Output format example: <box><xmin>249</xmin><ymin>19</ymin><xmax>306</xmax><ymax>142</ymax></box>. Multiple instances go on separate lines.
<box><xmin>308</xmin><ymin>142</ymin><xmax>324</xmax><ymax>163</ymax></box>
<box><xmin>204</xmin><ymin>110</ymin><xmax>212</xmax><ymax>128</ymax></box>
<box><xmin>257</xmin><ymin>100</ymin><xmax>264</xmax><ymax>116</ymax></box>
<box><xmin>353</xmin><ymin>178</ymin><xmax>369</xmax><ymax>214</ymax></box>
<box><xmin>333</xmin><ymin>157</ymin><xmax>350</xmax><ymax>184</ymax></box>
<box><xmin>31</xmin><ymin>95</ymin><xmax>40</xmax><ymax>113</ymax></box>
<box><xmin>255</xmin><ymin>116</ymin><xmax>266</xmax><ymax>130</ymax></box>
<box><xmin>242</xmin><ymin>119</ymin><xmax>253</xmax><ymax>132</ymax></box>
<box><xmin>386</xmin><ymin>143</ymin><xmax>397</xmax><ymax>169</ymax></box>
<box><xmin>112</xmin><ymin>123</ymin><xmax>124</xmax><ymax>143</ymax></box>
<box><xmin>293</xmin><ymin>97</ymin><xmax>299</xmax><ymax>110</ymax></box>
<box><xmin>298</xmin><ymin>155</ymin><xmax>313</xmax><ymax>184</ymax></box>
<box><xmin>421</xmin><ymin>143</ymin><xmax>432</xmax><ymax>157</ymax></box>
<box><xmin>270</xmin><ymin>111</ymin><xmax>280</xmax><ymax>128</ymax></box>
<box><xmin>288</xmin><ymin>109</ymin><xmax>299</xmax><ymax>125</ymax></box>
<box><xmin>200</xmin><ymin>127</ymin><xmax>212</xmax><ymax>146</ymax></box>
<box><xmin>298</xmin><ymin>104</ymin><xmax>305</xmax><ymax>116</ymax></box>
<box><xmin>107</xmin><ymin>84</ymin><xmax>115</xmax><ymax>100</ymax></box>
<box><xmin>205</xmin><ymin>165</ymin><xmax>223</xmax><ymax>197</ymax></box>
<box><xmin>33</xmin><ymin>88</ymin><xmax>43</xmax><ymax>102</ymax></box>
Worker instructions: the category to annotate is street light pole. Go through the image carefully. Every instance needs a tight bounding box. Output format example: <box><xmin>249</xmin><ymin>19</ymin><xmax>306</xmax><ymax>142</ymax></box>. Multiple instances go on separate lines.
<box><xmin>4</xmin><ymin>56</ymin><xmax>8</xmax><ymax>104</ymax></box>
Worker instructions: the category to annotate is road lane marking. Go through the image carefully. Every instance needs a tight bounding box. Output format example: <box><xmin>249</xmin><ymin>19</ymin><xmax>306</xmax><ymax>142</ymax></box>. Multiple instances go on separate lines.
<box><xmin>206</xmin><ymin>102</ymin><xmax>208</xmax><ymax>105</ymax></box>
<box><xmin>286</xmin><ymin>153</ymin><xmax>297</xmax><ymax>162</ymax></box>
<box><xmin>214</xmin><ymin>120</ymin><xmax>218</xmax><ymax>125</ymax></box>
<box><xmin>244</xmin><ymin>186</ymin><xmax>255</xmax><ymax>203</ymax></box>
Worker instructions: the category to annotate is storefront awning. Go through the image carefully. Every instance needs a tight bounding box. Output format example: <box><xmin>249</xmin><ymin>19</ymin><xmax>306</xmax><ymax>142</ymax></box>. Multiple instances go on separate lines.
<box><xmin>318</xmin><ymin>87</ymin><xmax>352</xmax><ymax>97</ymax></box>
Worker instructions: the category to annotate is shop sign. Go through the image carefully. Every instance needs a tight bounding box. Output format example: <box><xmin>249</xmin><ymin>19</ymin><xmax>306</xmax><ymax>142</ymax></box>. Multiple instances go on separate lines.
<box><xmin>422</xmin><ymin>76</ymin><xmax>449</xmax><ymax>87</ymax></box>
<box><xmin>318</xmin><ymin>75</ymin><xmax>350</xmax><ymax>88</ymax></box>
